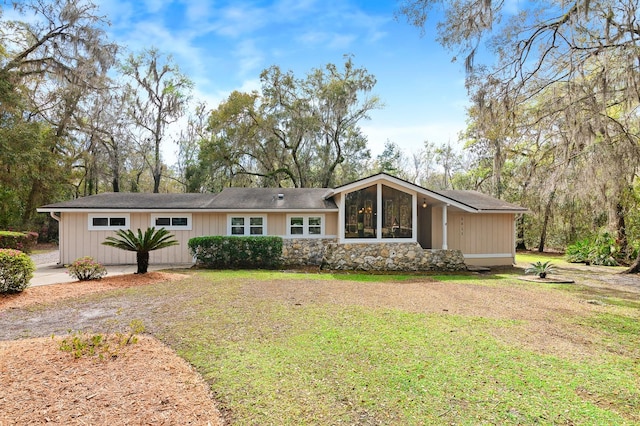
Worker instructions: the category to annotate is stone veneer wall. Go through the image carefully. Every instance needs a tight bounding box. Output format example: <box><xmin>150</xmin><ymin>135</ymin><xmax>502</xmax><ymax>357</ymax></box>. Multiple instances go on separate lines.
<box><xmin>282</xmin><ymin>239</ymin><xmax>467</xmax><ymax>271</ymax></box>
<box><xmin>282</xmin><ymin>238</ymin><xmax>338</xmax><ymax>266</ymax></box>
<box><xmin>321</xmin><ymin>242</ymin><xmax>466</xmax><ymax>272</ymax></box>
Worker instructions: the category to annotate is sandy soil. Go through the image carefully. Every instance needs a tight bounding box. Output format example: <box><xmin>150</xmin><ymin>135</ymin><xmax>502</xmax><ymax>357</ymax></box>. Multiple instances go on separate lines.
<box><xmin>1</xmin><ymin>263</ymin><xmax>638</xmax><ymax>425</ymax></box>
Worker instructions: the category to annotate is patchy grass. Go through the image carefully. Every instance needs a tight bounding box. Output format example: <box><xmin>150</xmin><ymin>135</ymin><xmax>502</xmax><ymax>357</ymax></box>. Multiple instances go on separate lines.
<box><xmin>5</xmin><ymin>267</ymin><xmax>639</xmax><ymax>425</ymax></box>
<box><xmin>148</xmin><ymin>271</ymin><xmax>639</xmax><ymax>425</ymax></box>
<box><xmin>516</xmin><ymin>251</ymin><xmax>572</xmax><ymax>267</ymax></box>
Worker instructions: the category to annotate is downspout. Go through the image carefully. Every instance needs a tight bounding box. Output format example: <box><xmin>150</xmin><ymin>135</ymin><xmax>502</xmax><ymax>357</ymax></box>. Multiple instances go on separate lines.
<box><xmin>49</xmin><ymin>212</ymin><xmax>62</xmax><ymax>265</ymax></box>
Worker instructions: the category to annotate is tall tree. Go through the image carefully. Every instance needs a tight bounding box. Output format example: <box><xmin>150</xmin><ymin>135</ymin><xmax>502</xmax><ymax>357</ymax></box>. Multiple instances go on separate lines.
<box><xmin>202</xmin><ymin>57</ymin><xmax>379</xmax><ymax>189</ymax></box>
<box><xmin>400</xmin><ymin>0</ymin><xmax>640</xmax><ymax>268</ymax></box>
<box><xmin>121</xmin><ymin>48</ymin><xmax>193</xmax><ymax>193</ymax></box>
<box><xmin>0</xmin><ymin>0</ymin><xmax>117</xmax><ymax>226</ymax></box>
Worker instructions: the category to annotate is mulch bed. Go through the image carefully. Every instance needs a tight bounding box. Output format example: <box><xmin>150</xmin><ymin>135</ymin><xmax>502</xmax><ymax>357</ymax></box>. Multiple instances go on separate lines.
<box><xmin>0</xmin><ymin>272</ymin><xmax>225</xmax><ymax>425</ymax></box>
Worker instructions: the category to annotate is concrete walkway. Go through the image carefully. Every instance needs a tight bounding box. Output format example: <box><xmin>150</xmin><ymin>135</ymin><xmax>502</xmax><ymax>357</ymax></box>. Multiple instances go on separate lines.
<box><xmin>30</xmin><ymin>251</ymin><xmax>192</xmax><ymax>287</ymax></box>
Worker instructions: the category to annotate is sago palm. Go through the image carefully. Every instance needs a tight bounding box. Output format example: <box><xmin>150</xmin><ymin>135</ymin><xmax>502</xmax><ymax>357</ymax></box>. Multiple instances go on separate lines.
<box><xmin>102</xmin><ymin>227</ymin><xmax>179</xmax><ymax>274</ymax></box>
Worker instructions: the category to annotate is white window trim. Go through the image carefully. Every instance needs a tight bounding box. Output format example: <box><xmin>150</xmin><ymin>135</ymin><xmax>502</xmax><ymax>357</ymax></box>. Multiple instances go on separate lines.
<box><xmin>88</xmin><ymin>213</ymin><xmax>130</xmax><ymax>231</ymax></box>
<box><xmin>150</xmin><ymin>213</ymin><xmax>192</xmax><ymax>230</ymax></box>
<box><xmin>227</xmin><ymin>215</ymin><xmax>267</xmax><ymax>236</ymax></box>
<box><xmin>286</xmin><ymin>214</ymin><xmax>325</xmax><ymax>237</ymax></box>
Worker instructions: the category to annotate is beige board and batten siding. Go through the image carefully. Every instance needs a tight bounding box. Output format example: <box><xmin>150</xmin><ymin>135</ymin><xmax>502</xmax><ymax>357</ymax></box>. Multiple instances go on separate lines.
<box><xmin>447</xmin><ymin>212</ymin><xmax>516</xmax><ymax>266</ymax></box>
<box><xmin>61</xmin><ymin>211</ymin><xmax>337</xmax><ymax>265</ymax></box>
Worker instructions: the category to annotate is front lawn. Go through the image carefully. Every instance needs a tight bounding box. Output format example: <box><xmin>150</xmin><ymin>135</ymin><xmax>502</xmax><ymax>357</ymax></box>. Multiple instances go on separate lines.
<box><xmin>143</xmin><ymin>270</ymin><xmax>639</xmax><ymax>425</ymax></box>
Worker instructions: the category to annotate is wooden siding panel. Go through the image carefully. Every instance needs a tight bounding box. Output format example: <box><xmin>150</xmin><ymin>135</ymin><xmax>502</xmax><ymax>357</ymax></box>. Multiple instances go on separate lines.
<box><xmin>61</xmin><ymin>210</ymin><xmax>342</xmax><ymax>265</ymax></box>
<box><xmin>325</xmin><ymin>212</ymin><xmax>338</xmax><ymax>236</ymax></box>
<box><xmin>448</xmin><ymin>213</ymin><xmax>515</xmax><ymax>255</ymax></box>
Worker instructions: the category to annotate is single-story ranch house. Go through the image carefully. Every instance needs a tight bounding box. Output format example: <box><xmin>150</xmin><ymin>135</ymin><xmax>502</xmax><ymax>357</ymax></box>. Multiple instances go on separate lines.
<box><xmin>38</xmin><ymin>173</ymin><xmax>527</xmax><ymax>271</ymax></box>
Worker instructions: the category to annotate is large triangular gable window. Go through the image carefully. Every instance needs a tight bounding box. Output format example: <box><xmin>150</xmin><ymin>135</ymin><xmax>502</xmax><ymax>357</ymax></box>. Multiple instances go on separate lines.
<box><xmin>344</xmin><ymin>184</ymin><xmax>413</xmax><ymax>240</ymax></box>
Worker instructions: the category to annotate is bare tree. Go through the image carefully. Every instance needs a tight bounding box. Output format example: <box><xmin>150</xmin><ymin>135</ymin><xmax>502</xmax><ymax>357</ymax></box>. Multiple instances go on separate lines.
<box><xmin>121</xmin><ymin>48</ymin><xmax>193</xmax><ymax>193</ymax></box>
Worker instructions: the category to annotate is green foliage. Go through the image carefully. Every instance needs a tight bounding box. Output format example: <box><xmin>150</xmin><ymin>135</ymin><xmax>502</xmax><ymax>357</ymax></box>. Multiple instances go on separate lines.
<box><xmin>58</xmin><ymin>319</ymin><xmax>145</xmax><ymax>360</ymax></box>
<box><xmin>197</xmin><ymin>57</ymin><xmax>377</xmax><ymax>190</ymax></box>
<box><xmin>188</xmin><ymin>236</ymin><xmax>283</xmax><ymax>268</ymax></box>
<box><xmin>524</xmin><ymin>260</ymin><xmax>556</xmax><ymax>278</ymax></box>
<box><xmin>102</xmin><ymin>227</ymin><xmax>179</xmax><ymax>274</ymax></box>
<box><xmin>0</xmin><ymin>231</ymin><xmax>37</xmax><ymax>253</ymax></box>
<box><xmin>565</xmin><ymin>238</ymin><xmax>592</xmax><ymax>263</ymax></box>
<box><xmin>102</xmin><ymin>227</ymin><xmax>179</xmax><ymax>253</ymax></box>
<box><xmin>0</xmin><ymin>248</ymin><xmax>35</xmax><ymax>293</ymax></box>
<box><xmin>66</xmin><ymin>256</ymin><xmax>107</xmax><ymax>281</ymax></box>
<box><xmin>566</xmin><ymin>232</ymin><xmax>619</xmax><ymax>266</ymax></box>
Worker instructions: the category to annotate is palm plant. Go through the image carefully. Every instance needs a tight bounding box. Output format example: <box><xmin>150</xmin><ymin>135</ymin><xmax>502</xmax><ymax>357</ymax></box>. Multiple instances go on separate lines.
<box><xmin>525</xmin><ymin>261</ymin><xmax>556</xmax><ymax>279</ymax></box>
<box><xmin>102</xmin><ymin>227</ymin><xmax>179</xmax><ymax>274</ymax></box>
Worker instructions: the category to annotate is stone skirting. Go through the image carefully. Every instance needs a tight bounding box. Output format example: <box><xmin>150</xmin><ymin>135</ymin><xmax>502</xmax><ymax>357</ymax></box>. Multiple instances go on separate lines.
<box><xmin>282</xmin><ymin>239</ymin><xmax>467</xmax><ymax>271</ymax></box>
<box><xmin>320</xmin><ymin>242</ymin><xmax>467</xmax><ymax>272</ymax></box>
<box><xmin>282</xmin><ymin>238</ymin><xmax>338</xmax><ymax>266</ymax></box>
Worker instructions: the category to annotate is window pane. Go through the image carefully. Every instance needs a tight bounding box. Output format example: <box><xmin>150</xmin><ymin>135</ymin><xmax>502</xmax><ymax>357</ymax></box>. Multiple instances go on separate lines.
<box><xmin>382</xmin><ymin>185</ymin><xmax>412</xmax><ymax>239</ymax></box>
<box><xmin>291</xmin><ymin>227</ymin><xmax>303</xmax><ymax>235</ymax></box>
<box><xmin>250</xmin><ymin>226</ymin><xmax>263</xmax><ymax>235</ymax></box>
<box><xmin>231</xmin><ymin>217</ymin><xmax>244</xmax><ymax>226</ymax></box>
<box><xmin>231</xmin><ymin>226</ymin><xmax>245</xmax><ymax>235</ymax></box>
<box><xmin>290</xmin><ymin>217</ymin><xmax>303</xmax><ymax>226</ymax></box>
<box><xmin>155</xmin><ymin>217</ymin><xmax>171</xmax><ymax>226</ymax></box>
<box><xmin>309</xmin><ymin>226</ymin><xmax>321</xmax><ymax>235</ymax></box>
<box><xmin>92</xmin><ymin>217</ymin><xmax>108</xmax><ymax>227</ymax></box>
<box><xmin>309</xmin><ymin>217</ymin><xmax>321</xmax><ymax>226</ymax></box>
<box><xmin>172</xmin><ymin>217</ymin><xmax>188</xmax><ymax>226</ymax></box>
<box><xmin>110</xmin><ymin>217</ymin><xmax>126</xmax><ymax>226</ymax></box>
<box><xmin>344</xmin><ymin>185</ymin><xmax>377</xmax><ymax>239</ymax></box>
<box><xmin>250</xmin><ymin>217</ymin><xmax>263</xmax><ymax>226</ymax></box>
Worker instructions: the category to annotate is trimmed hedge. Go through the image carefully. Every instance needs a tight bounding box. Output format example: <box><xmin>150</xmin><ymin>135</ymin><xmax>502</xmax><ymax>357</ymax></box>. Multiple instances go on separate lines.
<box><xmin>0</xmin><ymin>231</ymin><xmax>38</xmax><ymax>254</ymax></box>
<box><xmin>0</xmin><ymin>248</ymin><xmax>36</xmax><ymax>293</ymax></box>
<box><xmin>188</xmin><ymin>236</ymin><xmax>283</xmax><ymax>269</ymax></box>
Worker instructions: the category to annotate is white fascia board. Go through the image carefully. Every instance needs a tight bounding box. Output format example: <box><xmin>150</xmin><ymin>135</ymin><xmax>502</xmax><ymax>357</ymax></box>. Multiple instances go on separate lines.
<box><xmin>331</xmin><ymin>174</ymin><xmax>478</xmax><ymax>213</ymax></box>
<box><xmin>37</xmin><ymin>208</ymin><xmax>339</xmax><ymax>213</ymax></box>
<box><xmin>472</xmin><ymin>209</ymin><xmax>529</xmax><ymax>214</ymax></box>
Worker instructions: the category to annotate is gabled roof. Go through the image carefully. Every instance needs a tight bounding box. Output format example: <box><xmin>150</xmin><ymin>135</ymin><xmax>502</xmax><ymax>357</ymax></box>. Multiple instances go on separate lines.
<box><xmin>38</xmin><ymin>188</ymin><xmax>338</xmax><ymax>212</ymax></box>
<box><xmin>39</xmin><ymin>193</ymin><xmax>218</xmax><ymax>210</ymax></box>
<box><xmin>435</xmin><ymin>190</ymin><xmax>528</xmax><ymax>213</ymax></box>
<box><xmin>212</xmin><ymin>188</ymin><xmax>336</xmax><ymax>210</ymax></box>
<box><xmin>37</xmin><ymin>173</ymin><xmax>525</xmax><ymax>214</ymax></box>
<box><xmin>329</xmin><ymin>172</ymin><xmax>527</xmax><ymax>213</ymax></box>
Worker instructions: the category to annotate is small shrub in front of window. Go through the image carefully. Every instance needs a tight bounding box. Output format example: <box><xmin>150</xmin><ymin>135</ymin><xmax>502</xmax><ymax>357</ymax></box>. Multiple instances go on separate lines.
<box><xmin>0</xmin><ymin>248</ymin><xmax>36</xmax><ymax>293</ymax></box>
<box><xmin>67</xmin><ymin>256</ymin><xmax>108</xmax><ymax>281</ymax></box>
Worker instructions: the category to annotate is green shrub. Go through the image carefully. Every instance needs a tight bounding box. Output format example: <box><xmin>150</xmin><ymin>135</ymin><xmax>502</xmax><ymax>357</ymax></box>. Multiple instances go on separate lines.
<box><xmin>565</xmin><ymin>238</ymin><xmax>591</xmax><ymax>263</ymax></box>
<box><xmin>524</xmin><ymin>261</ymin><xmax>556</xmax><ymax>278</ymax></box>
<box><xmin>565</xmin><ymin>231</ymin><xmax>619</xmax><ymax>266</ymax></box>
<box><xmin>67</xmin><ymin>256</ymin><xmax>107</xmax><ymax>281</ymax></box>
<box><xmin>188</xmin><ymin>236</ymin><xmax>283</xmax><ymax>268</ymax></box>
<box><xmin>0</xmin><ymin>248</ymin><xmax>36</xmax><ymax>293</ymax></box>
<box><xmin>0</xmin><ymin>231</ymin><xmax>38</xmax><ymax>253</ymax></box>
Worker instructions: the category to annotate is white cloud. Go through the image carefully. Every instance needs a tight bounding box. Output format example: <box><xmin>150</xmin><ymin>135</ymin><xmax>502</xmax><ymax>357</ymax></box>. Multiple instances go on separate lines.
<box><xmin>233</xmin><ymin>39</ymin><xmax>265</xmax><ymax>77</ymax></box>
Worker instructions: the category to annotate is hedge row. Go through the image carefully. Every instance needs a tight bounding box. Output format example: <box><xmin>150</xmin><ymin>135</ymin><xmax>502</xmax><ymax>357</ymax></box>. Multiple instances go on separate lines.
<box><xmin>188</xmin><ymin>236</ymin><xmax>283</xmax><ymax>268</ymax></box>
<box><xmin>0</xmin><ymin>231</ymin><xmax>38</xmax><ymax>254</ymax></box>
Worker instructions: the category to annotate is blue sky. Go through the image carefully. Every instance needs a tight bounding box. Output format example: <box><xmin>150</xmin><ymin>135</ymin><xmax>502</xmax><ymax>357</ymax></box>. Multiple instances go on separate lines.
<box><xmin>98</xmin><ymin>0</ymin><xmax>471</xmax><ymax>161</ymax></box>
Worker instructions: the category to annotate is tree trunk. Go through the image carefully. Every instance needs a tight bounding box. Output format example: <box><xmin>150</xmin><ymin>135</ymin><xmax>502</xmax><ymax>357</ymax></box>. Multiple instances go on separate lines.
<box><xmin>516</xmin><ymin>214</ymin><xmax>527</xmax><ymax>250</ymax></box>
<box><xmin>136</xmin><ymin>251</ymin><xmax>149</xmax><ymax>274</ymax></box>
<box><xmin>615</xmin><ymin>201</ymin><xmax>628</xmax><ymax>255</ymax></box>
<box><xmin>623</xmin><ymin>252</ymin><xmax>640</xmax><ymax>274</ymax></box>
<box><xmin>538</xmin><ymin>190</ymin><xmax>556</xmax><ymax>253</ymax></box>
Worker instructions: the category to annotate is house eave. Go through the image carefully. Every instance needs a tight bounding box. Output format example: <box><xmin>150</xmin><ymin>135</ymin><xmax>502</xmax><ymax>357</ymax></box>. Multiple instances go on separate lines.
<box><xmin>37</xmin><ymin>208</ymin><xmax>340</xmax><ymax>214</ymax></box>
